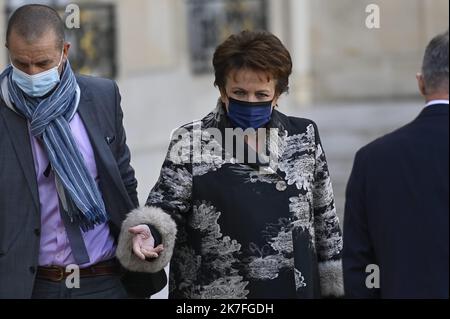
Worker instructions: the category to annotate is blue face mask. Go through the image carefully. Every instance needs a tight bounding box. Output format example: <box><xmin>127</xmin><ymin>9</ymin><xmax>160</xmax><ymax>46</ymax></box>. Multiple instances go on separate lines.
<box><xmin>11</xmin><ymin>51</ymin><xmax>64</xmax><ymax>97</ymax></box>
<box><xmin>226</xmin><ymin>97</ymin><xmax>273</xmax><ymax>130</ymax></box>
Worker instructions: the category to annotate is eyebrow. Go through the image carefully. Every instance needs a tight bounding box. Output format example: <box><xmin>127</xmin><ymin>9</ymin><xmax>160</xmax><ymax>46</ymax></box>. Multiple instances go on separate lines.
<box><xmin>35</xmin><ymin>59</ymin><xmax>52</xmax><ymax>65</ymax></box>
<box><xmin>13</xmin><ymin>57</ymin><xmax>52</xmax><ymax>65</ymax></box>
<box><xmin>12</xmin><ymin>57</ymin><xmax>26</xmax><ymax>64</ymax></box>
<box><xmin>231</xmin><ymin>87</ymin><xmax>271</xmax><ymax>93</ymax></box>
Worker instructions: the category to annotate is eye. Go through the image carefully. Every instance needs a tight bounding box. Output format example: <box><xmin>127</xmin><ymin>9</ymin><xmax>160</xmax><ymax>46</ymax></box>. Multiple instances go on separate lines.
<box><xmin>233</xmin><ymin>90</ymin><xmax>246</xmax><ymax>96</ymax></box>
<box><xmin>36</xmin><ymin>61</ymin><xmax>51</xmax><ymax>68</ymax></box>
<box><xmin>15</xmin><ymin>61</ymin><xmax>28</xmax><ymax>68</ymax></box>
<box><xmin>256</xmin><ymin>93</ymin><xmax>270</xmax><ymax>98</ymax></box>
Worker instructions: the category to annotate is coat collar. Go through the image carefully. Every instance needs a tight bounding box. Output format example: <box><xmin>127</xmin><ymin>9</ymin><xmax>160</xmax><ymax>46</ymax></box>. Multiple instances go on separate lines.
<box><xmin>418</xmin><ymin>103</ymin><xmax>449</xmax><ymax>119</ymax></box>
<box><xmin>76</xmin><ymin>77</ymin><xmax>131</xmax><ymax>207</ymax></box>
<box><xmin>208</xmin><ymin>99</ymin><xmax>289</xmax><ymax>174</ymax></box>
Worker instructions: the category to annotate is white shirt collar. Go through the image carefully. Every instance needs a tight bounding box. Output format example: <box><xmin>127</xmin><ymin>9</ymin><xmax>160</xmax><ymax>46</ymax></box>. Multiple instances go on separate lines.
<box><xmin>426</xmin><ymin>100</ymin><xmax>449</xmax><ymax>107</ymax></box>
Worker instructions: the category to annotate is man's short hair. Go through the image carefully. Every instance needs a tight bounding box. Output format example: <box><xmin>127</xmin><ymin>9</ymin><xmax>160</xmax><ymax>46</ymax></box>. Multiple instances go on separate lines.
<box><xmin>422</xmin><ymin>30</ymin><xmax>449</xmax><ymax>94</ymax></box>
<box><xmin>6</xmin><ymin>4</ymin><xmax>65</xmax><ymax>48</ymax></box>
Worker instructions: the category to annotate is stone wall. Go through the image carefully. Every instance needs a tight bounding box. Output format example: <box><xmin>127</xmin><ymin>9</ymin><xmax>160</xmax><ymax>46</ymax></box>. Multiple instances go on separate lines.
<box><xmin>307</xmin><ymin>0</ymin><xmax>449</xmax><ymax>102</ymax></box>
<box><xmin>2</xmin><ymin>0</ymin><xmax>447</xmax><ymax>102</ymax></box>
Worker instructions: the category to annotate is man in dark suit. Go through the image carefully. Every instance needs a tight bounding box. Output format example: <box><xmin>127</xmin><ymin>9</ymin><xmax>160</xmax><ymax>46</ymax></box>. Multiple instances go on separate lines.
<box><xmin>343</xmin><ymin>30</ymin><xmax>449</xmax><ymax>299</ymax></box>
<box><xmin>0</xmin><ymin>4</ymin><xmax>166</xmax><ymax>298</ymax></box>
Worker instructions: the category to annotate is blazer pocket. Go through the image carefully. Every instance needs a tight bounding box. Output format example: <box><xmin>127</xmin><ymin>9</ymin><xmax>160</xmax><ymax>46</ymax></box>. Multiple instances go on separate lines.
<box><xmin>105</xmin><ymin>135</ymin><xmax>116</xmax><ymax>145</ymax></box>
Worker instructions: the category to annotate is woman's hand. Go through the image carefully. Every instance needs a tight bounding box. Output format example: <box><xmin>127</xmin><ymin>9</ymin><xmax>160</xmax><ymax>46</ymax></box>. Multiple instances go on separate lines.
<box><xmin>129</xmin><ymin>224</ymin><xmax>164</xmax><ymax>260</ymax></box>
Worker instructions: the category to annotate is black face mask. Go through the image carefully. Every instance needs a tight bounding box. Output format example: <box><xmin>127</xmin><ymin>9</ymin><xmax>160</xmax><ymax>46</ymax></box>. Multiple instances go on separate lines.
<box><xmin>226</xmin><ymin>97</ymin><xmax>273</xmax><ymax>129</ymax></box>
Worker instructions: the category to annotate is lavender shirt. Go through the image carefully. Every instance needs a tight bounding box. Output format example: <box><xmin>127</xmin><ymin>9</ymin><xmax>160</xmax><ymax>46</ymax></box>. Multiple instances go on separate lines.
<box><xmin>29</xmin><ymin>113</ymin><xmax>116</xmax><ymax>268</ymax></box>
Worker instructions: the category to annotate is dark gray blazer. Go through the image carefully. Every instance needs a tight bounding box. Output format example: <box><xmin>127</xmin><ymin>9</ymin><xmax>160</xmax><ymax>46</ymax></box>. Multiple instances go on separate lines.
<box><xmin>343</xmin><ymin>104</ymin><xmax>449</xmax><ymax>298</ymax></box>
<box><xmin>0</xmin><ymin>75</ymin><xmax>166</xmax><ymax>298</ymax></box>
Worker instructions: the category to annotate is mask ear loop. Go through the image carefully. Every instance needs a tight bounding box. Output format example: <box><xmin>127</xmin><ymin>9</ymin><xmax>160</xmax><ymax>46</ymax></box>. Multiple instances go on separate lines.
<box><xmin>57</xmin><ymin>47</ymin><xmax>65</xmax><ymax>68</ymax></box>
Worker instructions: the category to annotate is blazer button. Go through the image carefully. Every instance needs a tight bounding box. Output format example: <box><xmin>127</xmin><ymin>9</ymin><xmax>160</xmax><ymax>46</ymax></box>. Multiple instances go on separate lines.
<box><xmin>0</xmin><ymin>251</ymin><xmax>4</xmax><ymax>257</ymax></box>
<box><xmin>29</xmin><ymin>266</ymin><xmax>36</xmax><ymax>274</ymax></box>
<box><xmin>34</xmin><ymin>229</ymin><xmax>41</xmax><ymax>236</ymax></box>
<box><xmin>276</xmin><ymin>181</ymin><xmax>287</xmax><ymax>192</ymax></box>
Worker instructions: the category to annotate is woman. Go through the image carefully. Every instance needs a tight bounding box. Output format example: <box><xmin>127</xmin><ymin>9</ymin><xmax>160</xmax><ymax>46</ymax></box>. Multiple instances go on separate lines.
<box><xmin>117</xmin><ymin>31</ymin><xmax>343</xmax><ymax>299</ymax></box>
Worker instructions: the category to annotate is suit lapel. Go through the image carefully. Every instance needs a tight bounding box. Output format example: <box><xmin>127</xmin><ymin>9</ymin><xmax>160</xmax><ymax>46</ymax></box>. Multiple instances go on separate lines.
<box><xmin>0</xmin><ymin>103</ymin><xmax>39</xmax><ymax>211</ymax></box>
<box><xmin>76</xmin><ymin>81</ymin><xmax>128</xmax><ymax>203</ymax></box>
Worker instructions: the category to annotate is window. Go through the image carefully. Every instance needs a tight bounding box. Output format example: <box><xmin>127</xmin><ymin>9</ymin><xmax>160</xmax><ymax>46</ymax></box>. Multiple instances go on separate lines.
<box><xmin>5</xmin><ymin>0</ymin><xmax>117</xmax><ymax>78</ymax></box>
<box><xmin>187</xmin><ymin>0</ymin><xmax>268</xmax><ymax>74</ymax></box>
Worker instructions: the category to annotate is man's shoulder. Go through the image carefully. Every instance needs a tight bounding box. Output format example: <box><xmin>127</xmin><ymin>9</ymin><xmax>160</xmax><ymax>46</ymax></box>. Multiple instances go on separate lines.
<box><xmin>356</xmin><ymin>120</ymin><xmax>417</xmax><ymax>162</ymax></box>
<box><xmin>75</xmin><ymin>74</ymin><xmax>116</xmax><ymax>92</ymax></box>
<box><xmin>274</xmin><ymin>109</ymin><xmax>316</xmax><ymax>133</ymax></box>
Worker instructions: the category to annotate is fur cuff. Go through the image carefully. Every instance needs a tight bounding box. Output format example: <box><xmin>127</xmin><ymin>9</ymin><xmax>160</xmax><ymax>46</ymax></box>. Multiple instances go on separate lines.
<box><xmin>116</xmin><ymin>206</ymin><xmax>177</xmax><ymax>273</ymax></box>
<box><xmin>318</xmin><ymin>259</ymin><xmax>344</xmax><ymax>297</ymax></box>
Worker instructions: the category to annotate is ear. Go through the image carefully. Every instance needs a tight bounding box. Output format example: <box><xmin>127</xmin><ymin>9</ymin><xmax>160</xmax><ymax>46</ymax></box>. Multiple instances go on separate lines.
<box><xmin>416</xmin><ymin>73</ymin><xmax>426</xmax><ymax>97</ymax></box>
<box><xmin>59</xmin><ymin>42</ymin><xmax>71</xmax><ymax>74</ymax></box>
<box><xmin>63</xmin><ymin>42</ymin><xmax>71</xmax><ymax>61</ymax></box>
<box><xmin>219</xmin><ymin>88</ymin><xmax>228</xmax><ymax>105</ymax></box>
<box><xmin>272</xmin><ymin>94</ymin><xmax>281</xmax><ymax>108</ymax></box>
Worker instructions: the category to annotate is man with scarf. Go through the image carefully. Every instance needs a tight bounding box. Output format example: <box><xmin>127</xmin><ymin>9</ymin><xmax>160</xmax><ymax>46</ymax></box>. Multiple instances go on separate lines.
<box><xmin>0</xmin><ymin>4</ymin><xmax>167</xmax><ymax>299</ymax></box>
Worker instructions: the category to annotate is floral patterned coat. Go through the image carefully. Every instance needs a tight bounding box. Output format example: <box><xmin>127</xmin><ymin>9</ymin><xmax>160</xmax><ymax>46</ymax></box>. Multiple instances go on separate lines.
<box><xmin>125</xmin><ymin>102</ymin><xmax>343</xmax><ymax>299</ymax></box>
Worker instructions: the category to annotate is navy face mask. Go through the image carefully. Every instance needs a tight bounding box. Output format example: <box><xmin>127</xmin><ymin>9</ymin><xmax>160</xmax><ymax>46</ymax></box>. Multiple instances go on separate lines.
<box><xmin>226</xmin><ymin>97</ymin><xmax>273</xmax><ymax>130</ymax></box>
